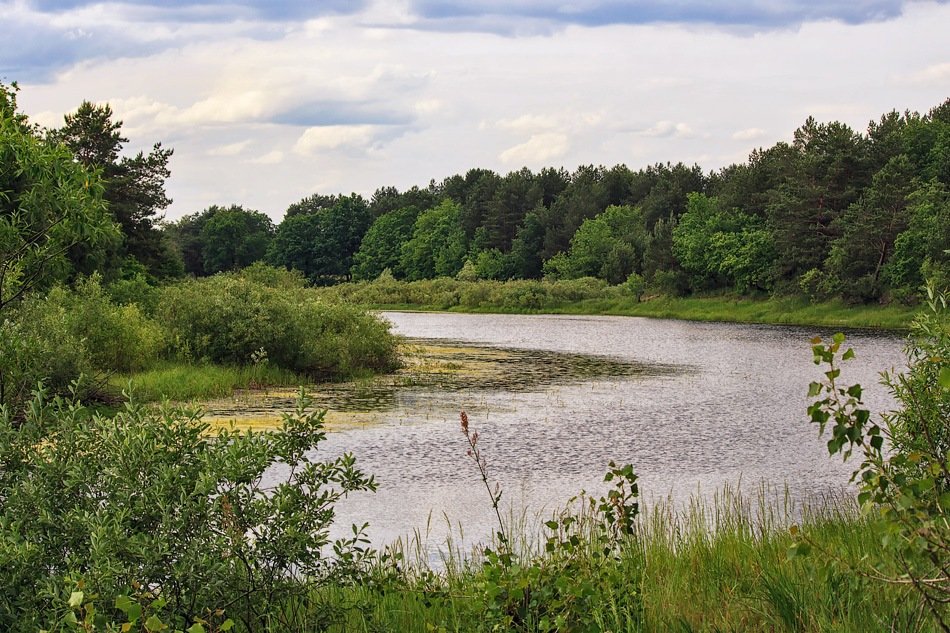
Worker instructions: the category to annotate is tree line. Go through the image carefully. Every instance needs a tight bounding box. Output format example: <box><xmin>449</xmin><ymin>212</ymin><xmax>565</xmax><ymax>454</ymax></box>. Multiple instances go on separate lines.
<box><xmin>12</xmin><ymin>81</ymin><xmax>949</xmax><ymax>305</ymax></box>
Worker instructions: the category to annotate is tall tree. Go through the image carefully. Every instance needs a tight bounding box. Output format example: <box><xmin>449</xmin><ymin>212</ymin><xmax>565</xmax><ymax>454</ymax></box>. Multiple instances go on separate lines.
<box><xmin>543</xmin><ymin>204</ymin><xmax>648</xmax><ymax>284</ymax></box>
<box><xmin>767</xmin><ymin>118</ymin><xmax>870</xmax><ymax>287</ymax></box>
<box><xmin>269</xmin><ymin>194</ymin><xmax>371</xmax><ymax>282</ymax></box>
<box><xmin>400</xmin><ymin>200</ymin><xmax>467</xmax><ymax>280</ymax></box>
<box><xmin>0</xmin><ymin>84</ymin><xmax>118</xmax><ymax>312</ymax></box>
<box><xmin>351</xmin><ymin>206</ymin><xmax>420</xmax><ymax>280</ymax></box>
<box><xmin>200</xmin><ymin>205</ymin><xmax>274</xmax><ymax>274</ymax></box>
<box><xmin>51</xmin><ymin>101</ymin><xmax>176</xmax><ymax>277</ymax></box>
<box><xmin>826</xmin><ymin>155</ymin><xmax>916</xmax><ymax>300</ymax></box>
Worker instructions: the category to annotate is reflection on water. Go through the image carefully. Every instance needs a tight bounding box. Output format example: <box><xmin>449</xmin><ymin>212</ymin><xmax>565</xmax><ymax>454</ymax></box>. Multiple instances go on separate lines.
<box><xmin>202</xmin><ymin>311</ymin><xmax>907</xmax><ymax>561</ymax></box>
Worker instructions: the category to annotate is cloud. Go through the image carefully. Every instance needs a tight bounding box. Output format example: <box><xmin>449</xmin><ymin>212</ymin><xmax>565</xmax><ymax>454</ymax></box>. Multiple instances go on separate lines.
<box><xmin>249</xmin><ymin>150</ymin><xmax>284</xmax><ymax>165</ymax></box>
<box><xmin>496</xmin><ymin>113</ymin><xmax>559</xmax><ymax>133</ymax></box>
<box><xmin>207</xmin><ymin>140</ymin><xmax>251</xmax><ymax>156</ymax></box>
<box><xmin>30</xmin><ymin>0</ymin><xmax>368</xmax><ymax>23</ymax></box>
<box><xmin>639</xmin><ymin>121</ymin><xmax>695</xmax><ymax>139</ymax></box>
<box><xmin>906</xmin><ymin>61</ymin><xmax>950</xmax><ymax>85</ymax></box>
<box><xmin>499</xmin><ymin>132</ymin><xmax>569</xmax><ymax>165</ymax></box>
<box><xmin>293</xmin><ymin>125</ymin><xmax>380</xmax><ymax>154</ymax></box>
<box><xmin>732</xmin><ymin>127</ymin><xmax>766</xmax><ymax>141</ymax></box>
<box><xmin>270</xmin><ymin>100</ymin><xmax>414</xmax><ymax>127</ymax></box>
<box><xmin>407</xmin><ymin>0</ymin><xmax>922</xmax><ymax>34</ymax></box>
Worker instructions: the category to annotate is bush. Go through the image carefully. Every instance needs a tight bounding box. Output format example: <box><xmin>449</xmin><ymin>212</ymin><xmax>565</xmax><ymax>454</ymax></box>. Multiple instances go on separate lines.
<box><xmin>0</xmin><ymin>277</ymin><xmax>164</xmax><ymax>407</ymax></box>
<box><xmin>0</xmin><ymin>388</ymin><xmax>377</xmax><ymax>632</ymax></box>
<box><xmin>804</xmin><ymin>285</ymin><xmax>950</xmax><ymax>627</ymax></box>
<box><xmin>158</xmin><ymin>274</ymin><xmax>398</xmax><ymax>379</ymax></box>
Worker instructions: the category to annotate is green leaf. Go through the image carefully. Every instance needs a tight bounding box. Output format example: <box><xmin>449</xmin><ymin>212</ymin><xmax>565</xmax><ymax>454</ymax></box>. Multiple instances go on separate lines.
<box><xmin>832</xmin><ymin>332</ymin><xmax>846</xmax><ymax>344</ymax></box>
<box><xmin>842</xmin><ymin>348</ymin><xmax>855</xmax><ymax>360</ymax></box>
<box><xmin>115</xmin><ymin>595</ymin><xmax>133</xmax><ymax>613</ymax></box>
<box><xmin>187</xmin><ymin>624</ymin><xmax>206</xmax><ymax>633</ymax></box>
<box><xmin>145</xmin><ymin>615</ymin><xmax>164</xmax><ymax>632</ymax></box>
<box><xmin>939</xmin><ymin>366</ymin><xmax>950</xmax><ymax>389</ymax></box>
<box><xmin>220</xmin><ymin>619</ymin><xmax>235</xmax><ymax>631</ymax></box>
<box><xmin>68</xmin><ymin>591</ymin><xmax>84</xmax><ymax>609</ymax></box>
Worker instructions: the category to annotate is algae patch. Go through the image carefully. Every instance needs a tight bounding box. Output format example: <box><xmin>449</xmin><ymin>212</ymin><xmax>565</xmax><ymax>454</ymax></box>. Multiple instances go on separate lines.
<box><xmin>198</xmin><ymin>338</ymin><xmax>672</xmax><ymax>431</ymax></box>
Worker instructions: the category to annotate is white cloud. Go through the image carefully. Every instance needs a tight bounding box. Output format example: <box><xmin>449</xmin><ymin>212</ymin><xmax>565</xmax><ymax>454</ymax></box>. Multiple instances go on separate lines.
<box><xmin>293</xmin><ymin>125</ymin><xmax>379</xmax><ymax>154</ymax></box>
<box><xmin>496</xmin><ymin>114</ymin><xmax>560</xmax><ymax>133</ymax></box>
<box><xmin>249</xmin><ymin>150</ymin><xmax>285</xmax><ymax>165</ymax></box>
<box><xmin>13</xmin><ymin>1</ymin><xmax>950</xmax><ymax>221</ymax></box>
<box><xmin>906</xmin><ymin>61</ymin><xmax>950</xmax><ymax>85</ymax></box>
<box><xmin>639</xmin><ymin>121</ymin><xmax>695</xmax><ymax>139</ymax></box>
<box><xmin>732</xmin><ymin>127</ymin><xmax>766</xmax><ymax>141</ymax></box>
<box><xmin>499</xmin><ymin>132</ymin><xmax>569</xmax><ymax>165</ymax></box>
<box><xmin>207</xmin><ymin>140</ymin><xmax>252</xmax><ymax>156</ymax></box>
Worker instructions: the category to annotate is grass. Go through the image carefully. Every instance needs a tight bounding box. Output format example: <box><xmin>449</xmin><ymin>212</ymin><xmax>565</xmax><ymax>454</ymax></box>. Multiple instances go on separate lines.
<box><xmin>108</xmin><ymin>361</ymin><xmax>308</xmax><ymax>403</ymax></box>
<box><xmin>291</xmin><ymin>485</ymin><xmax>930</xmax><ymax>632</ymax></box>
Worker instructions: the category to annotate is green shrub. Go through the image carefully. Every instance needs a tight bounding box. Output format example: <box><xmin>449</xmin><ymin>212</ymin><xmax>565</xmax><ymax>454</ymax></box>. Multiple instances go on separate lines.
<box><xmin>106</xmin><ymin>272</ymin><xmax>161</xmax><ymax>315</ymax></box>
<box><xmin>0</xmin><ymin>277</ymin><xmax>163</xmax><ymax>407</ymax></box>
<box><xmin>238</xmin><ymin>261</ymin><xmax>308</xmax><ymax>289</ymax></box>
<box><xmin>158</xmin><ymin>274</ymin><xmax>398</xmax><ymax>379</ymax></box>
<box><xmin>0</xmin><ymin>387</ymin><xmax>377</xmax><ymax>632</ymax></box>
<box><xmin>804</xmin><ymin>284</ymin><xmax>950</xmax><ymax>627</ymax></box>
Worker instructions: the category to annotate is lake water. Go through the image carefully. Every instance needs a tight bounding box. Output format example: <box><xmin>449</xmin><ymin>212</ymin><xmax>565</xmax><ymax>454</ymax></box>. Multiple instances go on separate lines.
<box><xmin>267</xmin><ymin>311</ymin><xmax>906</xmax><ymax>560</ymax></box>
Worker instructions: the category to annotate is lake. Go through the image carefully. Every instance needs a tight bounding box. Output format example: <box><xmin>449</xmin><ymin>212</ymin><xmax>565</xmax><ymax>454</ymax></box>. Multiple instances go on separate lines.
<box><xmin>248</xmin><ymin>311</ymin><xmax>906</xmax><ymax>561</ymax></box>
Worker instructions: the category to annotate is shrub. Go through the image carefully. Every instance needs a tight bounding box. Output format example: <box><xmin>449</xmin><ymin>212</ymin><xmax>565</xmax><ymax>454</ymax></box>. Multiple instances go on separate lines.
<box><xmin>0</xmin><ymin>388</ymin><xmax>377</xmax><ymax>632</ymax></box>
<box><xmin>803</xmin><ymin>284</ymin><xmax>950</xmax><ymax>627</ymax></box>
<box><xmin>158</xmin><ymin>274</ymin><xmax>398</xmax><ymax>379</ymax></box>
<box><xmin>0</xmin><ymin>277</ymin><xmax>164</xmax><ymax>407</ymax></box>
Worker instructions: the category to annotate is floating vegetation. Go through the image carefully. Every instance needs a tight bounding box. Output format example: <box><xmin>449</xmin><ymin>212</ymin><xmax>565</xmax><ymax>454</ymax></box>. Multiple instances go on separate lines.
<box><xmin>201</xmin><ymin>338</ymin><xmax>680</xmax><ymax>430</ymax></box>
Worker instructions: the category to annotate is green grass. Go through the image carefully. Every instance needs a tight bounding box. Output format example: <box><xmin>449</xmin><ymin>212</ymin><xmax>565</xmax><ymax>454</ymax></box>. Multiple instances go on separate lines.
<box><xmin>109</xmin><ymin>361</ymin><xmax>307</xmax><ymax>403</ymax></box>
<box><xmin>282</xmin><ymin>487</ymin><xmax>933</xmax><ymax>632</ymax></box>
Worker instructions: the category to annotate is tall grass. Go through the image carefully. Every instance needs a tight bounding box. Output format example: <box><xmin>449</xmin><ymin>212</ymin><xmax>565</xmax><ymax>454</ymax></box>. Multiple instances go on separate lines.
<box><xmin>304</xmin><ymin>487</ymin><xmax>927</xmax><ymax>632</ymax></box>
<box><xmin>110</xmin><ymin>361</ymin><xmax>307</xmax><ymax>402</ymax></box>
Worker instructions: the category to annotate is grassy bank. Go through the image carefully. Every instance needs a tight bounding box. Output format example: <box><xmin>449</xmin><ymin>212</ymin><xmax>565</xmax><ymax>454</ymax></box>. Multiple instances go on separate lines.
<box><xmin>108</xmin><ymin>361</ymin><xmax>309</xmax><ymax>403</ymax></box>
<box><xmin>316</xmin><ymin>277</ymin><xmax>917</xmax><ymax>330</ymax></box>
<box><xmin>305</xmin><ymin>489</ymin><xmax>921</xmax><ymax>632</ymax></box>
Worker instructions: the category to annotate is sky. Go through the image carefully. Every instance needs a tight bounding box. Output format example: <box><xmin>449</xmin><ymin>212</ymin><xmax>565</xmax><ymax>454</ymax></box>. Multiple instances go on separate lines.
<box><xmin>4</xmin><ymin>0</ymin><xmax>949</xmax><ymax>222</ymax></box>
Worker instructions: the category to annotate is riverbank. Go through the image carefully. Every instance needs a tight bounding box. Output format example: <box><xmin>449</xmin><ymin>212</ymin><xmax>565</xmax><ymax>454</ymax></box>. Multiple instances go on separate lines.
<box><xmin>316</xmin><ymin>279</ymin><xmax>917</xmax><ymax>331</ymax></box>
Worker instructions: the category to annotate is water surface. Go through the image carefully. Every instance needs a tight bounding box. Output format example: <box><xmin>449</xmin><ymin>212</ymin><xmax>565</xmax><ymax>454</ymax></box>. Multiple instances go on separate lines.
<box><xmin>241</xmin><ymin>312</ymin><xmax>905</xmax><ymax>559</ymax></box>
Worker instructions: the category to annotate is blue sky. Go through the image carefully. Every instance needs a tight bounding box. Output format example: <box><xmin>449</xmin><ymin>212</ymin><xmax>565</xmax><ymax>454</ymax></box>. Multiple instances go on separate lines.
<box><xmin>5</xmin><ymin>0</ymin><xmax>949</xmax><ymax>220</ymax></box>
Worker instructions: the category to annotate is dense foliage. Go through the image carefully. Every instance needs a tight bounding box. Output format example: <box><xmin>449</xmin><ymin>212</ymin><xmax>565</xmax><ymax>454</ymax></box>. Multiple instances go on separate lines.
<box><xmin>0</xmin><ymin>389</ymin><xmax>377</xmax><ymax>632</ymax></box>
<box><xmin>0</xmin><ymin>84</ymin><xmax>118</xmax><ymax>313</ymax></box>
<box><xmin>158</xmin><ymin>274</ymin><xmax>398</xmax><ymax>378</ymax></box>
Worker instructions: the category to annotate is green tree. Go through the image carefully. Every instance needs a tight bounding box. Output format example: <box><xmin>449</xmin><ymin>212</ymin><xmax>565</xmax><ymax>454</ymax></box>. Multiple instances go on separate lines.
<box><xmin>883</xmin><ymin>180</ymin><xmax>950</xmax><ymax>295</ymax></box>
<box><xmin>826</xmin><ymin>154</ymin><xmax>916</xmax><ymax>301</ymax></box>
<box><xmin>767</xmin><ymin>118</ymin><xmax>870</xmax><ymax>287</ymax></box>
<box><xmin>483</xmin><ymin>168</ymin><xmax>541</xmax><ymax>251</ymax></box>
<box><xmin>50</xmin><ymin>101</ymin><xmax>177</xmax><ymax>278</ymax></box>
<box><xmin>673</xmin><ymin>193</ymin><xmax>774</xmax><ymax>293</ymax></box>
<box><xmin>269</xmin><ymin>194</ymin><xmax>372</xmax><ymax>283</ymax></box>
<box><xmin>400</xmin><ymin>200</ymin><xmax>467</xmax><ymax>280</ymax></box>
<box><xmin>543</xmin><ymin>205</ymin><xmax>648</xmax><ymax>284</ymax></box>
<box><xmin>507</xmin><ymin>209</ymin><xmax>546</xmax><ymax>279</ymax></box>
<box><xmin>540</xmin><ymin>165</ymin><xmax>610</xmax><ymax>260</ymax></box>
<box><xmin>200</xmin><ymin>205</ymin><xmax>274</xmax><ymax>273</ymax></box>
<box><xmin>351</xmin><ymin>206</ymin><xmax>420</xmax><ymax>280</ymax></box>
<box><xmin>164</xmin><ymin>206</ymin><xmax>217</xmax><ymax>276</ymax></box>
<box><xmin>0</xmin><ymin>84</ymin><xmax>118</xmax><ymax>313</ymax></box>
